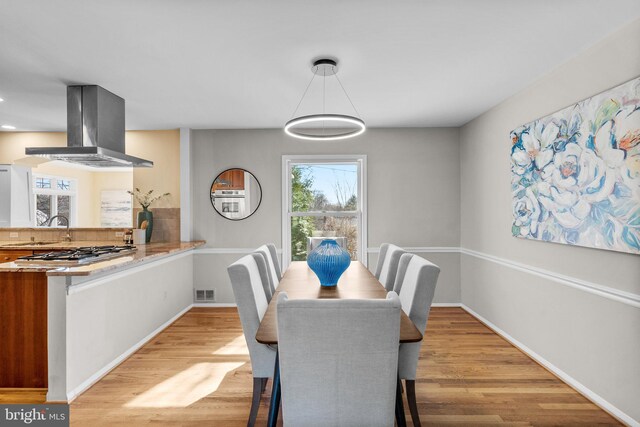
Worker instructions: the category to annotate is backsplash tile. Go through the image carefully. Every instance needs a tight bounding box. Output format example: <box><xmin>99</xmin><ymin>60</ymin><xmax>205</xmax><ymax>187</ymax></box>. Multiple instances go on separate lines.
<box><xmin>132</xmin><ymin>208</ymin><xmax>181</xmax><ymax>243</ymax></box>
<box><xmin>0</xmin><ymin>228</ymin><xmax>123</xmax><ymax>242</ymax></box>
<box><xmin>0</xmin><ymin>209</ymin><xmax>180</xmax><ymax>243</ymax></box>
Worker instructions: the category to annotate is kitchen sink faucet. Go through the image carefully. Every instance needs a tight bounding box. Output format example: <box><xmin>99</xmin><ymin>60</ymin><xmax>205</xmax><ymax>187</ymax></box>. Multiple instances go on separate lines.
<box><xmin>47</xmin><ymin>215</ymin><xmax>72</xmax><ymax>242</ymax></box>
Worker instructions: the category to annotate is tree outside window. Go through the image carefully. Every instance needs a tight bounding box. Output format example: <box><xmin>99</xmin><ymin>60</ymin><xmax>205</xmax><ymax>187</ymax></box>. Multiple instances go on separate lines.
<box><xmin>290</xmin><ymin>164</ymin><xmax>359</xmax><ymax>261</ymax></box>
<box><xmin>33</xmin><ymin>175</ymin><xmax>76</xmax><ymax>226</ymax></box>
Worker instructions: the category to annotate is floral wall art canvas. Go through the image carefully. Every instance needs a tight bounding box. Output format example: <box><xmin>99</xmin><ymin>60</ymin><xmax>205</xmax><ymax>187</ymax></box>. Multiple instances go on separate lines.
<box><xmin>511</xmin><ymin>77</ymin><xmax>640</xmax><ymax>255</ymax></box>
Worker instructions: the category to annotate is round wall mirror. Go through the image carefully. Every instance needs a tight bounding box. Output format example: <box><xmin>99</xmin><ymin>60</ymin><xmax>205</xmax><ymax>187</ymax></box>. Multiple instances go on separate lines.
<box><xmin>210</xmin><ymin>168</ymin><xmax>262</xmax><ymax>220</ymax></box>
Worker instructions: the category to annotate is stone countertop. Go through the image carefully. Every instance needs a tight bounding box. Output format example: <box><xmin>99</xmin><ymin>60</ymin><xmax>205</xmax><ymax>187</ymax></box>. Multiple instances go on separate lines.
<box><xmin>0</xmin><ymin>240</ymin><xmax>131</xmax><ymax>251</ymax></box>
<box><xmin>0</xmin><ymin>241</ymin><xmax>205</xmax><ymax>276</ymax></box>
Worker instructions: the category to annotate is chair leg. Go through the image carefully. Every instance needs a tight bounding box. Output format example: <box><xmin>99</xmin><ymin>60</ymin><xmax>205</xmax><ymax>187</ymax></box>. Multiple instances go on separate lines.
<box><xmin>405</xmin><ymin>379</ymin><xmax>421</xmax><ymax>427</ymax></box>
<box><xmin>248</xmin><ymin>377</ymin><xmax>263</xmax><ymax>427</ymax></box>
<box><xmin>395</xmin><ymin>375</ymin><xmax>407</xmax><ymax>427</ymax></box>
<box><xmin>261</xmin><ymin>377</ymin><xmax>268</xmax><ymax>394</ymax></box>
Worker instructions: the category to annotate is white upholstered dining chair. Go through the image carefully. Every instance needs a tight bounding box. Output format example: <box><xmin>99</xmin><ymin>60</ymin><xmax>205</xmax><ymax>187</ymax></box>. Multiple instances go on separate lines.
<box><xmin>374</xmin><ymin>243</ymin><xmax>408</xmax><ymax>291</ymax></box>
<box><xmin>227</xmin><ymin>253</ymin><xmax>277</xmax><ymax>426</ymax></box>
<box><xmin>254</xmin><ymin>244</ymin><xmax>281</xmax><ymax>298</ymax></box>
<box><xmin>276</xmin><ymin>292</ymin><xmax>402</xmax><ymax>427</ymax></box>
<box><xmin>393</xmin><ymin>253</ymin><xmax>440</xmax><ymax>427</ymax></box>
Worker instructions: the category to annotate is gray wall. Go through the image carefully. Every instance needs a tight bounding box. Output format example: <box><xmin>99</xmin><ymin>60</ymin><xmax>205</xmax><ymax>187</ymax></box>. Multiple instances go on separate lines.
<box><xmin>460</xmin><ymin>18</ymin><xmax>640</xmax><ymax>424</ymax></box>
<box><xmin>191</xmin><ymin>128</ymin><xmax>461</xmax><ymax>304</ymax></box>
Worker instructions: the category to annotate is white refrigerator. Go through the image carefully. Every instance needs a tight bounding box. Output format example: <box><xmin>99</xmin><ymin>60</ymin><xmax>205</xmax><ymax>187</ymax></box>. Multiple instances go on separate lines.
<box><xmin>0</xmin><ymin>164</ymin><xmax>34</xmax><ymax>227</ymax></box>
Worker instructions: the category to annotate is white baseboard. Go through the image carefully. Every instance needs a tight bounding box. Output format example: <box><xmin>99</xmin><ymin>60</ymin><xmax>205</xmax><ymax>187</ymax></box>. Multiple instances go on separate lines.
<box><xmin>197</xmin><ymin>302</ymin><xmax>459</xmax><ymax>308</ymax></box>
<box><xmin>193</xmin><ymin>302</ymin><xmax>237</xmax><ymax>307</ymax></box>
<box><xmin>460</xmin><ymin>304</ymin><xmax>637</xmax><ymax>427</ymax></box>
<box><xmin>65</xmin><ymin>304</ymin><xmax>194</xmax><ymax>403</ymax></box>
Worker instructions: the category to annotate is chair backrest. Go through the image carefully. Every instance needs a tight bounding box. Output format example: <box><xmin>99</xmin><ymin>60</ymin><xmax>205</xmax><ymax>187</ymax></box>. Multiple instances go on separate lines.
<box><xmin>393</xmin><ymin>253</ymin><xmax>440</xmax><ymax>380</ymax></box>
<box><xmin>253</xmin><ymin>251</ymin><xmax>275</xmax><ymax>301</ymax></box>
<box><xmin>227</xmin><ymin>254</ymin><xmax>276</xmax><ymax>378</ymax></box>
<box><xmin>254</xmin><ymin>244</ymin><xmax>281</xmax><ymax>294</ymax></box>
<box><xmin>276</xmin><ymin>292</ymin><xmax>401</xmax><ymax>427</ymax></box>
<box><xmin>374</xmin><ymin>243</ymin><xmax>407</xmax><ymax>291</ymax></box>
<box><xmin>254</xmin><ymin>252</ymin><xmax>275</xmax><ymax>301</ymax></box>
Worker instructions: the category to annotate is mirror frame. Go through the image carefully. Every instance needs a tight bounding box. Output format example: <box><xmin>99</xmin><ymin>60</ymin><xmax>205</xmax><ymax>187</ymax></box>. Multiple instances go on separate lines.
<box><xmin>209</xmin><ymin>168</ymin><xmax>263</xmax><ymax>221</ymax></box>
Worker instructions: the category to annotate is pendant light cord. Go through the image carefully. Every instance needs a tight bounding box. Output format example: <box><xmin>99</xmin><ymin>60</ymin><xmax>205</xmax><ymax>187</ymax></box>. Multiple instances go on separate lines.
<box><xmin>335</xmin><ymin>73</ymin><xmax>362</xmax><ymax>119</ymax></box>
<box><xmin>290</xmin><ymin>73</ymin><xmax>317</xmax><ymax>119</ymax></box>
<box><xmin>322</xmin><ymin>67</ymin><xmax>326</xmax><ymax>135</ymax></box>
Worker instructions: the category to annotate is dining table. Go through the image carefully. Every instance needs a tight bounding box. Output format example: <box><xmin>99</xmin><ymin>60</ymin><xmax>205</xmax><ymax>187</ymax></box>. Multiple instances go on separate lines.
<box><xmin>255</xmin><ymin>261</ymin><xmax>423</xmax><ymax>427</ymax></box>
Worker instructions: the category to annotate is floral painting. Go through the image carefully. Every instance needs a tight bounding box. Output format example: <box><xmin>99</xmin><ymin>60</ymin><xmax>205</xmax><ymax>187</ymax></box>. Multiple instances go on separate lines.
<box><xmin>511</xmin><ymin>77</ymin><xmax>640</xmax><ymax>254</ymax></box>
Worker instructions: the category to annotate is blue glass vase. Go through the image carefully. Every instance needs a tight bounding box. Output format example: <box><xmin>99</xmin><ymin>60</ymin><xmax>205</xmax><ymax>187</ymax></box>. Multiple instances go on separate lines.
<box><xmin>307</xmin><ymin>239</ymin><xmax>351</xmax><ymax>287</ymax></box>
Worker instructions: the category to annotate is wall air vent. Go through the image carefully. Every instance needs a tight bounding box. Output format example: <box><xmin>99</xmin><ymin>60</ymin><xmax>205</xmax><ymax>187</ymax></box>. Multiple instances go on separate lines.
<box><xmin>195</xmin><ymin>289</ymin><xmax>215</xmax><ymax>302</ymax></box>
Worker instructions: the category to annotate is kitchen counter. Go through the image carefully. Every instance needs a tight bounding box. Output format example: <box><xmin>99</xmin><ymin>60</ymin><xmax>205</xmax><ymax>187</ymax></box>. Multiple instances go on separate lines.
<box><xmin>0</xmin><ymin>241</ymin><xmax>205</xmax><ymax>276</ymax></box>
<box><xmin>0</xmin><ymin>239</ymin><xmax>203</xmax><ymax>402</ymax></box>
<box><xmin>0</xmin><ymin>240</ymin><xmax>131</xmax><ymax>250</ymax></box>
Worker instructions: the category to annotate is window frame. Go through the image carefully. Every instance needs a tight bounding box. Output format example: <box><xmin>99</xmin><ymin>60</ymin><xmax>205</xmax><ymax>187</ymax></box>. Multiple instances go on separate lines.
<box><xmin>33</xmin><ymin>173</ymin><xmax>78</xmax><ymax>227</ymax></box>
<box><xmin>281</xmin><ymin>154</ymin><xmax>367</xmax><ymax>270</ymax></box>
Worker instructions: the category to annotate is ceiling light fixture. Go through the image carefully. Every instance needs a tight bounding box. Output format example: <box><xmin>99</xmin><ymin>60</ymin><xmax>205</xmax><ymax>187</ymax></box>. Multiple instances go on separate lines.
<box><xmin>0</xmin><ymin>97</ymin><xmax>4</xmax><ymax>102</ymax></box>
<box><xmin>285</xmin><ymin>58</ymin><xmax>365</xmax><ymax>141</ymax></box>
<box><xmin>1</xmin><ymin>125</ymin><xmax>16</xmax><ymax>130</ymax></box>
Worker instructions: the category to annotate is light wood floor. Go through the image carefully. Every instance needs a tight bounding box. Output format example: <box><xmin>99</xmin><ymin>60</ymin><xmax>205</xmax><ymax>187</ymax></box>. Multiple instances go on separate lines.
<box><xmin>1</xmin><ymin>307</ymin><xmax>621</xmax><ymax>426</ymax></box>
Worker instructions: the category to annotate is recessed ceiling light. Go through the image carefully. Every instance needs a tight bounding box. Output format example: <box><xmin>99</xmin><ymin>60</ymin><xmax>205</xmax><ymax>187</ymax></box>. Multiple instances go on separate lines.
<box><xmin>0</xmin><ymin>97</ymin><xmax>4</xmax><ymax>102</ymax></box>
<box><xmin>1</xmin><ymin>125</ymin><xmax>16</xmax><ymax>130</ymax></box>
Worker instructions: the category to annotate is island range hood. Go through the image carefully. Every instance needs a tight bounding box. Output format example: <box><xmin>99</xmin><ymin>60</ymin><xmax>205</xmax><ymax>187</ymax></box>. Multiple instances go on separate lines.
<box><xmin>26</xmin><ymin>85</ymin><xmax>153</xmax><ymax>168</ymax></box>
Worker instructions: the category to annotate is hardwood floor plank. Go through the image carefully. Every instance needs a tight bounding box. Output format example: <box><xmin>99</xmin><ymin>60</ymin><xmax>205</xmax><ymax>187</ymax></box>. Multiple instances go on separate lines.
<box><xmin>0</xmin><ymin>307</ymin><xmax>622</xmax><ymax>426</ymax></box>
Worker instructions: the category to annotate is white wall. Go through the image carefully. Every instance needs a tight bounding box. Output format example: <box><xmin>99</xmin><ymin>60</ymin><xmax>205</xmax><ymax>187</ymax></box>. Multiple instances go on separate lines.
<box><xmin>47</xmin><ymin>254</ymin><xmax>194</xmax><ymax>401</ymax></box>
<box><xmin>191</xmin><ymin>128</ymin><xmax>461</xmax><ymax>304</ymax></box>
<box><xmin>460</xmin><ymin>18</ymin><xmax>640</xmax><ymax>425</ymax></box>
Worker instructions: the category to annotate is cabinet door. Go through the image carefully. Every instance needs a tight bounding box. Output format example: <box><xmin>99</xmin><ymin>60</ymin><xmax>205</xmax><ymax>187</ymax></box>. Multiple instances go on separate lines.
<box><xmin>212</xmin><ymin>170</ymin><xmax>233</xmax><ymax>191</ymax></box>
<box><xmin>231</xmin><ymin>169</ymin><xmax>245</xmax><ymax>189</ymax></box>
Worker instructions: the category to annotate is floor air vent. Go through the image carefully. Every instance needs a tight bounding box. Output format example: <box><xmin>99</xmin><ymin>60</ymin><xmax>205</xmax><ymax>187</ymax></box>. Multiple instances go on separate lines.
<box><xmin>195</xmin><ymin>289</ymin><xmax>215</xmax><ymax>302</ymax></box>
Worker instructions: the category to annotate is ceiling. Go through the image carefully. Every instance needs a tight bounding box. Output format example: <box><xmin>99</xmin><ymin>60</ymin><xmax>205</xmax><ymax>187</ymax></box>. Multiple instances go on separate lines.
<box><xmin>1</xmin><ymin>0</ymin><xmax>639</xmax><ymax>131</ymax></box>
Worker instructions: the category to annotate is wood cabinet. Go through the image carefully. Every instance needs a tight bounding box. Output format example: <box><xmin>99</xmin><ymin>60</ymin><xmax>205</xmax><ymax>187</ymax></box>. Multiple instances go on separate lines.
<box><xmin>0</xmin><ymin>250</ymin><xmax>32</xmax><ymax>263</ymax></box>
<box><xmin>0</xmin><ymin>249</ymin><xmax>49</xmax><ymax>389</ymax></box>
<box><xmin>0</xmin><ymin>272</ymin><xmax>48</xmax><ymax>387</ymax></box>
<box><xmin>212</xmin><ymin>169</ymin><xmax>245</xmax><ymax>191</ymax></box>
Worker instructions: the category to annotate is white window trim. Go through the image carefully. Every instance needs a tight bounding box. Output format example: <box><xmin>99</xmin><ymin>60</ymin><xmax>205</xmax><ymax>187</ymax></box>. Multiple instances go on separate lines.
<box><xmin>33</xmin><ymin>173</ymin><xmax>78</xmax><ymax>227</ymax></box>
<box><xmin>281</xmin><ymin>154</ymin><xmax>368</xmax><ymax>270</ymax></box>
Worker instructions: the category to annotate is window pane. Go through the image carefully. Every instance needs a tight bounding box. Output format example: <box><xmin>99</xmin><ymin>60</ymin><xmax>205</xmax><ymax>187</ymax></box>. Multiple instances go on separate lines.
<box><xmin>35</xmin><ymin>177</ymin><xmax>52</xmax><ymax>189</ymax></box>
<box><xmin>291</xmin><ymin>216</ymin><xmax>358</xmax><ymax>261</ymax></box>
<box><xmin>57</xmin><ymin>195</ymin><xmax>70</xmax><ymax>224</ymax></box>
<box><xmin>57</xmin><ymin>179</ymin><xmax>71</xmax><ymax>190</ymax></box>
<box><xmin>36</xmin><ymin>194</ymin><xmax>52</xmax><ymax>225</ymax></box>
<box><xmin>291</xmin><ymin>164</ymin><xmax>358</xmax><ymax>212</ymax></box>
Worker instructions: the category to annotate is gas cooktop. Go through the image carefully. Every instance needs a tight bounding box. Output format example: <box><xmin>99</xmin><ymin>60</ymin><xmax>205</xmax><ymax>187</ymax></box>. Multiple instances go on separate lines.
<box><xmin>15</xmin><ymin>245</ymin><xmax>137</xmax><ymax>265</ymax></box>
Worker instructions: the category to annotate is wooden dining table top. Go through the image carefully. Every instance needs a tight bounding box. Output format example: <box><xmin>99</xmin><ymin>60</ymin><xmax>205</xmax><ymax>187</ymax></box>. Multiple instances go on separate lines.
<box><xmin>255</xmin><ymin>261</ymin><xmax>423</xmax><ymax>344</ymax></box>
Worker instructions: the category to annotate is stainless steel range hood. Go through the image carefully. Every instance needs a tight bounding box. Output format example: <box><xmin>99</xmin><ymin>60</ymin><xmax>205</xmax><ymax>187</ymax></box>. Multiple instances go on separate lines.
<box><xmin>26</xmin><ymin>85</ymin><xmax>153</xmax><ymax>168</ymax></box>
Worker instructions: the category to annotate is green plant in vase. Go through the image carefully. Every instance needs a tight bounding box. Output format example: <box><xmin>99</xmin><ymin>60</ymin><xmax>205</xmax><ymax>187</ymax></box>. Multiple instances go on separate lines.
<box><xmin>128</xmin><ymin>188</ymin><xmax>170</xmax><ymax>243</ymax></box>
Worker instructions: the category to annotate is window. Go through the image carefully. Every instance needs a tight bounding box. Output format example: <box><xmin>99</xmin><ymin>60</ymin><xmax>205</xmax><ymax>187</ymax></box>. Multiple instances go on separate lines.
<box><xmin>33</xmin><ymin>174</ymin><xmax>77</xmax><ymax>226</ymax></box>
<box><xmin>57</xmin><ymin>179</ymin><xmax>71</xmax><ymax>190</ymax></box>
<box><xmin>282</xmin><ymin>155</ymin><xmax>367</xmax><ymax>269</ymax></box>
<box><xmin>35</xmin><ymin>177</ymin><xmax>52</xmax><ymax>189</ymax></box>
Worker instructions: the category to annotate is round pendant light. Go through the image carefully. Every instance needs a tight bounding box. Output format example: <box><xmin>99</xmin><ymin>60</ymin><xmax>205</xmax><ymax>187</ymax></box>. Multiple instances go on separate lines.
<box><xmin>285</xmin><ymin>59</ymin><xmax>365</xmax><ymax>141</ymax></box>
